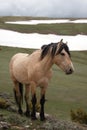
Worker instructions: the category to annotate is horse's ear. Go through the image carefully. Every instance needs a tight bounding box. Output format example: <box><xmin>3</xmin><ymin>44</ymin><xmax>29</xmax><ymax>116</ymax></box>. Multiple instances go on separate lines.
<box><xmin>65</xmin><ymin>42</ymin><xmax>68</xmax><ymax>45</ymax></box>
<box><xmin>60</xmin><ymin>39</ymin><xmax>63</xmax><ymax>43</ymax></box>
<box><xmin>58</xmin><ymin>39</ymin><xmax>63</xmax><ymax>47</ymax></box>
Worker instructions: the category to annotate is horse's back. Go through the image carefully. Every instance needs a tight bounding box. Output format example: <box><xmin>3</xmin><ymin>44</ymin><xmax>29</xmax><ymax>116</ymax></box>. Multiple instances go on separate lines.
<box><xmin>10</xmin><ymin>53</ymin><xmax>29</xmax><ymax>61</ymax></box>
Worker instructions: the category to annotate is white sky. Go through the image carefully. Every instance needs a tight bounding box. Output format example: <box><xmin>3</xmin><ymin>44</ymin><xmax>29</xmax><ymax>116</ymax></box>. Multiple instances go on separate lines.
<box><xmin>0</xmin><ymin>29</ymin><xmax>87</xmax><ymax>51</ymax></box>
<box><xmin>0</xmin><ymin>0</ymin><xmax>87</xmax><ymax>18</ymax></box>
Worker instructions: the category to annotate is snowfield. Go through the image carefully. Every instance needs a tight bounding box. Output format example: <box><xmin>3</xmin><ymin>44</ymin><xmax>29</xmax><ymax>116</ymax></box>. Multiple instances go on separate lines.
<box><xmin>0</xmin><ymin>19</ymin><xmax>87</xmax><ymax>51</ymax></box>
<box><xmin>0</xmin><ymin>29</ymin><xmax>87</xmax><ymax>51</ymax></box>
<box><xmin>6</xmin><ymin>19</ymin><xmax>87</xmax><ymax>25</ymax></box>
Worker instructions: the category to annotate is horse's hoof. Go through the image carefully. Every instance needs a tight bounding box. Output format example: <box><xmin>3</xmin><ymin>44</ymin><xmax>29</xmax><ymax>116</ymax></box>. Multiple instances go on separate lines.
<box><xmin>40</xmin><ymin>117</ymin><xmax>46</xmax><ymax>121</ymax></box>
<box><xmin>24</xmin><ymin>111</ymin><xmax>30</xmax><ymax>117</ymax></box>
<box><xmin>18</xmin><ymin>109</ymin><xmax>23</xmax><ymax>115</ymax></box>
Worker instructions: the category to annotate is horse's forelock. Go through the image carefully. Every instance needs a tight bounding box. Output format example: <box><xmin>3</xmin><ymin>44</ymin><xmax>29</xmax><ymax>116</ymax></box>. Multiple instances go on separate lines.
<box><xmin>57</xmin><ymin>43</ymin><xmax>71</xmax><ymax>57</ymax></box>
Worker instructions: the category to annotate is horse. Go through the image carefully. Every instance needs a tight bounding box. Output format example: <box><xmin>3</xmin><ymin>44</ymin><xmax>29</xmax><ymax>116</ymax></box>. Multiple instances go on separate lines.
<box><xmin>9</xmin><ymin>39</ymin><xmax>74</xmax><ymax>121</ymax></box>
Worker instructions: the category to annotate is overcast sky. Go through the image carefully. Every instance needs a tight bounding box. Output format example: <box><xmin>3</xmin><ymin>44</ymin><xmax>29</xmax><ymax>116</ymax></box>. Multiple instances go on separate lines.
<box><xmin>0</xmin><ymin>0</ymin><xmax>87</xmax><ymax>18</ymax></box>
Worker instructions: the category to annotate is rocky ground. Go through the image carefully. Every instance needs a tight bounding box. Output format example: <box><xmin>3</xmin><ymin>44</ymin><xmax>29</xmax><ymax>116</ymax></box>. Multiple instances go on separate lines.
<box><xmin>0</xmin><ymin>92</ymin><xmax>87</xmax><ymax>130</ymax></box>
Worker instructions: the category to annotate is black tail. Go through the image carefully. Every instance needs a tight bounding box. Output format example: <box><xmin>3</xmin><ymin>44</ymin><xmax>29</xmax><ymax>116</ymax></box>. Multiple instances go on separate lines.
<box><xmin>13</xmin><ymin>82</ymin><xmax>23</xmax><ymax>105</ymax></box>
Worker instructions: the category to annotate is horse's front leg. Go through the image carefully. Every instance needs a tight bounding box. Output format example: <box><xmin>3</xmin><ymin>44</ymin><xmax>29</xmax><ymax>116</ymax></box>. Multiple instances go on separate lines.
<box><xmin>31</xmin><ymin>82</ymin><xmax>37</xmax><ymax>120</ymax></box>
<box><xmin>40</xmin><ymin>87</ymin><xmax>46</xmax><ymax>121</ymax></box>
<box><xmin>25</xmin><ymin>84</ymin><xmax>30</xmax><ymax>117</ymax></box>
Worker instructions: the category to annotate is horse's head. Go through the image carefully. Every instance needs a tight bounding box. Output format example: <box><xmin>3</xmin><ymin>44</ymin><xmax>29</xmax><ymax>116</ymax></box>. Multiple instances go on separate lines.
<box><xmin>41</xmin><ymin>39</ymin><xmax>74</xmax><ymax>74</ymax></box>
<box><xmin>53</xmin><ymin>39</ymin><xmax>74</xmax><ymax>74</ymax></box>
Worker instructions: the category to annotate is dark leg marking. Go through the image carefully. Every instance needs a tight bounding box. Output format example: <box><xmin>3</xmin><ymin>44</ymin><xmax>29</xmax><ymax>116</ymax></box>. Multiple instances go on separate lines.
<box><xmin>14</xmin><ymin>89</ymin><xmax>23</xmax><ymax>115</ymax></box>
<box><xmin>40</xmin><ymin>95</ymin><xmax>46</xmax><ymax>121</ymax></box>
<box><xmin>31</xmin><ymin>94</ymin><xmax>37</xmax><ymax>120</ymax></box>
<box><xmin>24</xmin><ymin>95</ymin><xmax>30</xmax><ymax>117</ymax></box>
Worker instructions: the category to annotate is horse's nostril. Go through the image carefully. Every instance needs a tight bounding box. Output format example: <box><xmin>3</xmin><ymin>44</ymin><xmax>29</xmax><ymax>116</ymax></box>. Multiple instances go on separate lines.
<box><xmin>66</xmin><ymin>68</ymin><xmax>73</xmax><ymax>75</ymax></box>
<box><xmin>69</xmin><ymin>68</ymin><xmax>72</xmax><ymax>73</ymax></box>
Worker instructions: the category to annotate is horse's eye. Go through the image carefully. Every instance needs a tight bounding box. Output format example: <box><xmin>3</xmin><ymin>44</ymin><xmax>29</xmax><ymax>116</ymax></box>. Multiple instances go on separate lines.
<box><xmin>60</xmin><ymin>53</ymin><xmax>65</xmax><ymax>56</ymax></box>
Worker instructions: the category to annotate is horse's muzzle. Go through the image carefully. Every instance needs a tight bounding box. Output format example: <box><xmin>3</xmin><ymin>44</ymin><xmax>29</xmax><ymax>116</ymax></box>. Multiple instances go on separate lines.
<box><xmin>66</xmin><ymin>68</ymin><xmax>74</xmax><ymax>75</ymax></box>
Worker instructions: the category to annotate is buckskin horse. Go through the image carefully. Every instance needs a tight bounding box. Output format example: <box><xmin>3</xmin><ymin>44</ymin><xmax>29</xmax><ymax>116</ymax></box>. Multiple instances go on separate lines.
<box><xmin>9</xmin><ymin>39</ymin><xmax>74</xmax><ymax>121</ymax></box>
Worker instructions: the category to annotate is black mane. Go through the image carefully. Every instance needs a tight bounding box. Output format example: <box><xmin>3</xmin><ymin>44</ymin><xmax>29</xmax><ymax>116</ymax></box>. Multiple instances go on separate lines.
<box><xmin>40</xmin><ymin>42</ymin><xmax>71</xmax><ymax>60</ymax></box>
<box><xmin>41</xmin><ymin>43</ymin><xmax>57</xmax><ymax>59</ymax></box>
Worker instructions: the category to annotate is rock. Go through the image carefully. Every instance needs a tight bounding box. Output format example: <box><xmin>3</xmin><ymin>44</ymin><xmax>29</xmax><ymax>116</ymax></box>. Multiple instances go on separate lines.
<box><xmin>11</xmin><ymin>125</ymin><xmax>24</xmax><ymax>130</ymax></box>
<box><xmin>0</xmin><ymin>121</ymin><xmax>11</xmax><ymax>129</ymax></box>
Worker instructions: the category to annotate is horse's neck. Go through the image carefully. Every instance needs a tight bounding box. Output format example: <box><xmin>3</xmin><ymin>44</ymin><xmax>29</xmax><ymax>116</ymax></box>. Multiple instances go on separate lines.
<box><xmin>40</xmin><ymin>55</ymin><xmax>53</xmax><ymax>72</ymax></box>
<box><xmin>28</xmin><ymin>50</ymin><xmax>53</xmax><ymax>73</ymax></box>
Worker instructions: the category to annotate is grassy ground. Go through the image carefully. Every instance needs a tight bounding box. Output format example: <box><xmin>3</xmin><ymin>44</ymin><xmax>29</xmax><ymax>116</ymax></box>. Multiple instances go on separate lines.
<box><xmin>0</xmin><ymin>46</ymin><xmax>87</xmax><ymax>120</ymax></box>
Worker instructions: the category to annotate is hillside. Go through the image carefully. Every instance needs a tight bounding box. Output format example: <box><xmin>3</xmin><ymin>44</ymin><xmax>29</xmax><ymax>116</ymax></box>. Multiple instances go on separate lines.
<box><xmin>0</xmin><ymin>17</ymin><xmax>87</xmax><ymax>129</ymax></box>
<box><xmin>0</xmin><ymin>92</ymin><xmax>87</xmax><ymax>130</ymax></box>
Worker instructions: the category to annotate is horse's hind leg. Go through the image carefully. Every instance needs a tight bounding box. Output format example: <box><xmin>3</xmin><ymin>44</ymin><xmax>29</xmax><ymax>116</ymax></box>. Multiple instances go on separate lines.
<box><xmin>24</xmin><ymin>84</ymin><xmax>30</xmax><ymax>117</ymax></box>
<box><xmin>31</xmin><ymin>82</ymin><xmax>37</xmax><ymax>120</ymax></box>
<box><xmin>13</xmin><ymin>81</ymin><xmax>23</xmax><ymax>115</ymax></box>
